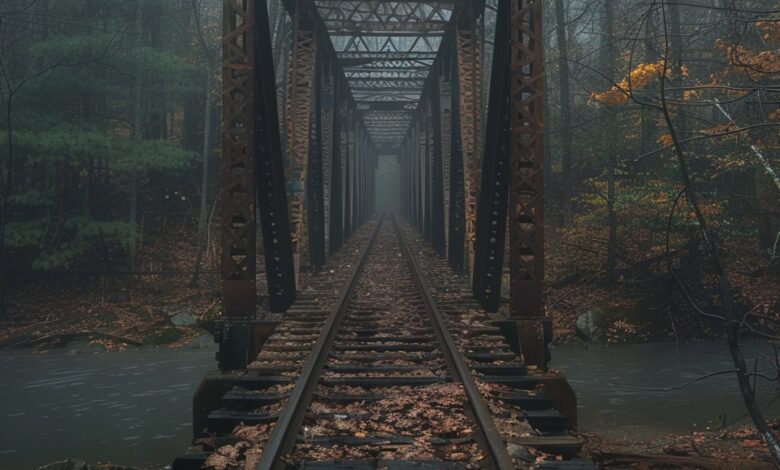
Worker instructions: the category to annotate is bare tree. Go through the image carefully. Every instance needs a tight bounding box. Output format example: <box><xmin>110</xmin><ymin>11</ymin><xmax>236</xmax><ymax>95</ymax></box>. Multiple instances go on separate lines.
<box><xmin>555</xmin><ymin>0</ymin><xmax>574</xmax><ymax>225</ymax></box>
<box><xmin>657</xmin><ymin>1</ymin><xmax>780</xmax><ymax>463</ymax></box>
<box><xmin>190</xmin><ymin>0</ymin><xmax>217</xmax><ymax>285</ymax></box>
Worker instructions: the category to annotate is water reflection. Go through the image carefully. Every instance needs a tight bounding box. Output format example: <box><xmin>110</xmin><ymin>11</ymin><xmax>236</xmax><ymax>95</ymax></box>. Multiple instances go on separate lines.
<box><xmin>553</xmin><ymin>340</ymin><xmax>780</xmax><ymax>441</ymax></box>
<box><xmin>0</xmin><ymin>337</ymin><xmax>215</xmax><ymax>470</ymax></box>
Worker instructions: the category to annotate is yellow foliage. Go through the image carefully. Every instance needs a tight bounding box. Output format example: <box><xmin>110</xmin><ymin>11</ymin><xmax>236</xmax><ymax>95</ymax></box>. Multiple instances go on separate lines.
<box><xmin>682</xmin><ymin>89</ymin><xmax>698</xmax><ymax>101</ymax></box>
<box><xmin>590</xmin><ymin>60</ymin><xmax>671</xmax><ymax>106</ymax></box>
<box><xmin>769</xmin><ymin>108</ymin><xmax>780</xmax><ymax>122</ymax></box>
<box><xmin>757</xmin><ymin>16</ymin><xmax>780</xmax><ymax>44</ymax></box>
<box><xmin>657</xmin><ymin>134</ymin><xmax>673</xmax><ymax>147</ymax></box>
<box><xmin>716</xmin><ymin>39</ymin><xmax>780</xmax><ymax>80</ymax></box>
<box><xmin>701</xmin><ymin>122</ymin><xmax>738</xmax><ymax>136</ymax></box>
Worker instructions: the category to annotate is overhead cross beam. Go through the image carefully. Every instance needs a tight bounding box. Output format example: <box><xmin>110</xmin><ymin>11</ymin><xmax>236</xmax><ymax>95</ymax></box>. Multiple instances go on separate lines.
<box><xmin>316</xmin><ymin>0</ymin><xmax>459</xmax><ymax>33</ymax></box>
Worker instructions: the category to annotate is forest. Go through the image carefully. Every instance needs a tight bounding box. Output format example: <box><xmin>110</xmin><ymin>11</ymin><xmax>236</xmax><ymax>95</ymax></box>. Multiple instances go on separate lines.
<box><xmin>0</xmin><ymin>0</ymin><xmax>779</xmax><ymax>468</ymax></box>
<box><xmin>1</xmin><ymin>0</ymin><xmax>776</xmax><ymax>346</ymax></box>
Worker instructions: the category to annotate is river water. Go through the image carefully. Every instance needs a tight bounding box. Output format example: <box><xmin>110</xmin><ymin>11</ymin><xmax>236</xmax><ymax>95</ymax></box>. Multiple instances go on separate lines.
<box><xmin>553</xmin><ymin>340</ymin><xmax>780</xmax><ymax>441</ymax></box>
<box><xmin>2</xmin><ymin>338</ymin><xmax>779</xmax><ymax>469</ymax></box>
<box><xmin>0</xmin><ymin>337</ymin><xmax>216</xmax><ymax>470</ymax></box>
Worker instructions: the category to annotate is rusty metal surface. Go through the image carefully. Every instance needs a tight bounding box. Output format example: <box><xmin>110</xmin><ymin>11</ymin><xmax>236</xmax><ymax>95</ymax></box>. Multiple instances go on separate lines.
<box><xmin>321</xmin><ymin>61</ymin><xmax>334</xmax><ymax>255</ymax></box>
<box><xmin>439</xmin><ymin>68</ymin><xmax>452</xmax><ymax>256</ymax></box>
<box><xmin>456</xmin><ymin>19</ymin><xmax>483</xmax><ymax>274</ymax></box>
<box><xmin>284</xmin><ymin>1</ymin><xmax>318</xmax><ymax>279</ymax></box>
<box><xmin>509</xmin><ymin>0</ymin><xmax>545</xmax><ymax>318</ymax></box>
<box><xmin>473</xmin><ymin>0</ymin><xmax>511</xmax><ymax>312</ymax></box>
<box><xmin>221</xmin><ymin>0</ymin><xmax>256</xmax><ymax>317</ymax></box>
<box><xmin>254</xmin><ymin>0</ymin><xmax>296</xmax><ymax>313</ymax></box>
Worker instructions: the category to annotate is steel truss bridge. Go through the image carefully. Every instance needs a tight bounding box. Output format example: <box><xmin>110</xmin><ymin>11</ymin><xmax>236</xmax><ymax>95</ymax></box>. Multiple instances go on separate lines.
<box><xmin>219</xmin><ymin>0</ymin><xmax>546</xmax><ymax>371</ymax></box>
<box><xmin>177</xmin><ymin>2</ymin><xmax>582</xmax><ymax>468</ymax></box>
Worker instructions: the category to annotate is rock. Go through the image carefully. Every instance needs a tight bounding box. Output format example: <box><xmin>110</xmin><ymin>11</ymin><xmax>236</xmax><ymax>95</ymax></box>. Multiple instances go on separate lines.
<box><xmin>144</xmin><ymin>326</ymin><xmax>185</xmax><ymax>345</ymax></box>
<box><xmin>157</xmin><ymin>304</ymin><xmax>188</xmax><ymax>318</ymax></box>
<box><xmin>575</xmin><ymin>308</ymin><xmax>604</xmax><ymax>343</ymax></box>
<box><xmin>170</xmin><ymin>311</ymin><xmax>197</xmax><ymax>326</ymax></box>
<box><xmin>506</xmin><ymin>443</ymin><xmax>533</xmax><ymax>462</ymax></box>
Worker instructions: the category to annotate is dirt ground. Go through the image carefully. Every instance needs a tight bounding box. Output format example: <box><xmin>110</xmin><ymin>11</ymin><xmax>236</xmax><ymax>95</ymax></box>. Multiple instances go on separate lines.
<box><xmin>582</xmin><ymin>422</ymin><xmax>780</xmax><ymax>468</ymax></box>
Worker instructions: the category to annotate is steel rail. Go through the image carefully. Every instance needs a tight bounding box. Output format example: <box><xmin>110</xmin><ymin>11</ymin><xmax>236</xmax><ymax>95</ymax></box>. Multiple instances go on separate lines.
<box><xmin>255</xmin><ymin>214</ymin><xmax>386</xmax><ymax>470</ymax></box>
<box><xmin>389</xmin><ymin>212</ymin><xmax>515</xmax><ymax>470</ymax></box>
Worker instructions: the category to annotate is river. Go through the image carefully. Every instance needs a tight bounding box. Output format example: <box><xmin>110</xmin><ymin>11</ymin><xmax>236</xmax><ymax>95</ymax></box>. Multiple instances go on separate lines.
<box><xmin>553</xmin><ymin>340</ymin><xmax>780</xmax><ymax>441</ymax></box>
<box><xmin>0</xmin><ymin>337</ymin><xmax>216</xmax><ymax>470</ymax></box>
<box><xmin>2</xmin><ymin>338</ymin><xmax>779</xmax><ymax>469</ymax></box>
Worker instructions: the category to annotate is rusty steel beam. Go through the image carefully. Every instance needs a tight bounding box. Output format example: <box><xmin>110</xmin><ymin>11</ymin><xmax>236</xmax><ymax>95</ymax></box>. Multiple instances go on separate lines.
<box><xmin>455</xmin><ymin>12</ymin><xmax>483</xmax><ymax>275</ymax></box>
<box><xmin>221</xmin><ymin>0</ymin><xmax>257</xmax><ymax>326</ymax></box>
<box><xmin>416</xmin><ymin>119</ymin><xmax>425</xmax><ymax>231</ymax></box>
<box><xmin>285</xmin><ymin>1</ymin><xmax>318</xmax><ymax>280</ymax></box>
<box><xmin>344</xmin><ymin>111</ymin><xmax>353</xmax><ymax>239</ymax></box>
<box><xmin>509</xmin><ymin>0</ymin><xmax>549</xmax><ymax>370</ymax></box>
<box><xmin>473</xmin><ymin>0</ymin><xmax>510</xmax><ymax>312</ymax></box>
<box><xmin>329</xmin><ymin>90</ymin><xmax>347</xmax><ymax>254</ymax></box>
<box><xmin>220</xmin><ymin>0</ymin><xmax>297</xmax><ymax>370</ymax></box>
<box><xmin>509</xmin><ymin>0</ymin><xmax>544</xmax><ymax>318</ymax></box>
<box><xmin>448</xmin><ymin>41</ymin><xmax>465</xmax><ymax>272</ymax></box>
<box><xmin>438</xmin><ymin>61</ymin><xmax>452</xmax><ymax>258</ymax></box>
<box><xmin>254</xmin><ymin>0</ymin><xmax>296</xmax><ymax>314</ymax></box>
<box><xmin>307</xmin><ymin>47</ymin><xmax>326</xmax><ymax>270</ymax></box>
<box><xmin>430</xmin><ymin>73</ymin><xmax>446</xmax><ymax>257</ymax></box>
<box><xmin>423</xmin><ymin>104</ymin><xmax>432</xmax><ymax>242</ymax></box>
<box><xmin>321</xmin><ymin>57</ymin><xmax>335</xmax><ymax>259</ymax></box>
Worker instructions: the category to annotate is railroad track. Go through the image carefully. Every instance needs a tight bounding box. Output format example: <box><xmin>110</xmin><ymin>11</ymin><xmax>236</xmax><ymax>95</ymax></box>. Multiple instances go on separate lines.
<box><xmin>175</xmin><ymin>213</ymin><xmax>590</xmax><ymax>470</ymax></box>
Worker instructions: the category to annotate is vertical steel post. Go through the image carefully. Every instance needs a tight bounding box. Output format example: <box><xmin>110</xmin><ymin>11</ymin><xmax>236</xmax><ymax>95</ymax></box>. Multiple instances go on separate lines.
<box><xmin>423</xmin><ymin>104</ymin><xmax>432</xmax><ymax>241</ymax></box>
<box><xmin>439</xmin><ymin>62</ymin><xmax>453</xmax><ymax>258</ymax></box>
<box><xmin>306</xmin><ymin>47</ymin><xmax>326</xmax><ymax>270</ymax></box>
<box><xmin>474</xmin><ymin>0</ymin><xmax>511</xmax><ymax>312</ymax></box>
<box><xmin>416</xmin><ymin>119</ymin><xmax>425</xmax><ymax>231</ymax></box>
<box><xmin>344</xmin><ymin>110</ymin><xmax>353</xmax><ymax>239</ymax></box>
<box><xmin>329</xmin><ymin>91</ymin><xmax>345</xmax><ymax>254</ymax></box>
<box><xmin>321</xmin><ymin>57</ymin><xmax>334</xmax><ymax>258</ymax></box>
<box><xmin>431</xmin><ymin>74</ymin><xmax>446</xmax><ymax>256</ymax></box>
<box><xmin>510</xmin><ymin>0</ymin><xmax>548</xmax><ymax>368</ymax></box>
<box><xmin>284</xmin><ymin>0</ymin><xmax>317</xmax><ymax>280</ymax></box>
<box><xmin>219</xmin><ymin>0</ymin><xmax>257</xmax><ymax>369</ymax></box>
<box><xmin>456</xmin><ymin>9</ymin><xmax>484</xmax><ymax>275</ymax></box>
<box><xmin>449</xmin><ymin>46</ymin><xmax>466</xmax><ymax>273</ymax></box>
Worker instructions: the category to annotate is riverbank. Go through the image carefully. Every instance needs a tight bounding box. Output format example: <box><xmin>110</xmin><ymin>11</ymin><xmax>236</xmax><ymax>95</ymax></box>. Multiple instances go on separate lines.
<box><xmin>0</xmin><ymin>272</ymin><xmax>219</xmax><ymax>351</ymax></box>
<box><xmin>33</xmin><ymin>425</ymin><xmax>780</xmax><ymax>469</ymax></box>
<box><xmin>582</xmin><ymin>422</ymin><xmax>779</xmax><ymax>468</ymax></box>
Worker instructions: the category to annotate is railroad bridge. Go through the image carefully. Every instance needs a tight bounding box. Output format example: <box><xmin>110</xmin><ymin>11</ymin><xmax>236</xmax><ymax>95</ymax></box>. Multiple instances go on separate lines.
<box><xmin>178</xmin><ymin>1</ymin><xmax>584</xmax><ymax>468</ymax></box>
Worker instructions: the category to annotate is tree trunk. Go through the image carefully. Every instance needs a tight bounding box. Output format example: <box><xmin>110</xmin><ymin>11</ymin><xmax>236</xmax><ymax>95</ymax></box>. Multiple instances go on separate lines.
<box><xmin>191</xmin><ymin>66</ymin><xmax>213</xmax><ymax>285</ymax></box>
<box><xmin>129</xmin><ymin>0</ymin><xmax>144</xmax><ymax>273</ymax></box>
<box><xmin>190</xmin><ymin>0</ymin><xmax>216</xmax><ymax>285</ymax></box>
<box><xmin>602</xmin><ymin>0</ymin><xmax>618</xmax><ymax>282</ymax></box>
<box><xmin>638</xmin><ymin>9</ymin><xmax>656</xmax><ymax>163</ymax></box>
<box><xmin>555</xmin><ymin>0</ymin><xmax>574</xmax><ymax>226</ymax></box>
